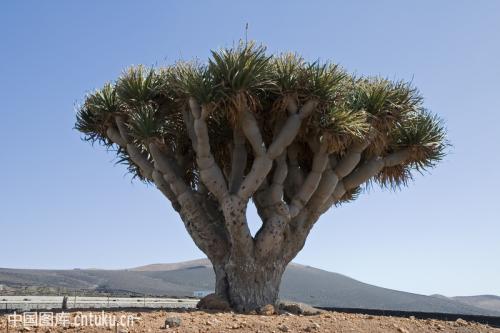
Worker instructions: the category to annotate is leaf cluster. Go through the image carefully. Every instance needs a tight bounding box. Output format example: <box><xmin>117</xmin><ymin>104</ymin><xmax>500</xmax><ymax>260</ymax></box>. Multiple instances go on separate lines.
<box><xmin>75</xmin><ymin>42</ymin><xmax>448</xmax><ymax>190</ymax></box>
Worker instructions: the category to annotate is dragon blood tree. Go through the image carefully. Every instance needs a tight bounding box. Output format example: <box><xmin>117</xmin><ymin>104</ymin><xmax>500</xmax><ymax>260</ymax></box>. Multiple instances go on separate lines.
<box><xmin>75</xmin><ymin>43</ymin><xmax>447</xmax><ymax>312</ymax></box>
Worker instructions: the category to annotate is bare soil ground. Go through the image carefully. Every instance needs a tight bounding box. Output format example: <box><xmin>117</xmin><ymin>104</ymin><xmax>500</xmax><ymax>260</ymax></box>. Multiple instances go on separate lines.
<box><xmin>2</xmin><ymin>310</ymin><xmax>500</xmax><ymax>333</ymax></box>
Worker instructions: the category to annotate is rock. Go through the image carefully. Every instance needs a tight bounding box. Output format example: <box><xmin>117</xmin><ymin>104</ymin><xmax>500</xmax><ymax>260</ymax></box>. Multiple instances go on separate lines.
<box><xmin>278</xmin><ymin>324</ymin><xmax>289</xmax><ymax>332</ymax></box>
<box><xmin>164</xmin><ymin>316</ymin><xmax>182</xmax><ymax>328</ymax></box>
<box><xmin>396</xmin><ymin>327</ymin><xmax>409</xmax><ymax>333</ymax></box>
<box><xmin>257</xmin><ymin>304</ymin><xmax>276</xmax><ymax>316</ymax></box>
<box><xmin>304</xmin><ymin>322</ymin><xmax>321</xmax><ymax>331</ymax></box>
<box><xmin>278</xmin><ymin>301</ymin><xmax>325</xmax><ymax>316</ymax></box>
<box><xmin>197</xmin><ymin>293</ymin><xmax>231</xmax><ymax>311</ymax></box>
<box><xmin>456</xmin><ymin>318</ymin><xmax>468</xmax><ymax>326</ymax></box>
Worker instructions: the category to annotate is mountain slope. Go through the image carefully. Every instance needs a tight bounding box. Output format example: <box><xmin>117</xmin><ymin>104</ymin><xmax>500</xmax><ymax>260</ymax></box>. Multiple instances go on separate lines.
<box><xmin>1</xmin><ymin>260</ymin><xmax>498</xmax><ymax>316</ymax></box>
<box><xmin>131</xmin><ymin>259</ymin><xmax>212</xmax><ymax>272</ymax></box>
<box><xmin>428</xmin><ymin>294</ymin><xmax>500</xmax><ymax>314</ymax></box>
<box><xmin>452</xmin><ymin>295</ymin><xmax>500</xmax><ymax>313</ymax></box>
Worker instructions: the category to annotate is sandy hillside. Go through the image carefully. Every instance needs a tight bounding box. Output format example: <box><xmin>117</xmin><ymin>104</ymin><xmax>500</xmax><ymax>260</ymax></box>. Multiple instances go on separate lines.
<box><xmin>2</xmin><ymin>310</ymin><xmax>500</xmax><ymax>333</ymax></box>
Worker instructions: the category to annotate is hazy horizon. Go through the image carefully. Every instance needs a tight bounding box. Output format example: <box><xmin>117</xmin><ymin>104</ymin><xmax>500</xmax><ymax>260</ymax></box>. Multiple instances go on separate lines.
<box><xmin>1</xmin><ymin>0</ymin><xmax>499</xmax><ymax>298</ymax></box>
<box><xmin>1</xmin><ymin>257</ymin><xmax>497</xmax><ymax>299</ymax></box>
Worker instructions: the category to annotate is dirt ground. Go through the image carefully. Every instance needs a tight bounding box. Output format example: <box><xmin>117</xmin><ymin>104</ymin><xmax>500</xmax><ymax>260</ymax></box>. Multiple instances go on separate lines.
<box><xmin>2</xmin><ymin>310</ymin><xmax>500</xmax><ymax>333</ymax></box>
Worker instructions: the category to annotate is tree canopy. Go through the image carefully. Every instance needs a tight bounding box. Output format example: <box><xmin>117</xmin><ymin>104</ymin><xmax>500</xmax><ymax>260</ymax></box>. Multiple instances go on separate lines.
<box><xmin>76</xmin><ymin>42</ymin><xmax>446</xmax><ymax>200</ymax></box>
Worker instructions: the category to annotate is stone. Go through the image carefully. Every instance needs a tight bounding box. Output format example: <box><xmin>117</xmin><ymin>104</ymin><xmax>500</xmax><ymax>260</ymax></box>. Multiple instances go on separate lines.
<box><xmin>197</xmin><ymin>293</ymin><xmax>231</xmax><ymax>311</ymax></box>
<box><xmin>304</xmin><ymin>322</ymin><xmax>321</xmax><ymax>331</ymax></box>
<box><xmin>278</xmin><ymin>301</ymin><xmax>325</xmax><ymax>316</ymax></box>
<box><xmin>456</xmin><ymin>318</ymin><xmax>468</xmax><ymax>326</ymax></box>
<box><xmin>257</xmin><ymin>304</ymin><xmax>276</xmax><ymax>316</ymax></box>
<box><xmin>164</xmin><ymin>316</ymin><xmax>182</xmax><ymax>328</ymax></box>
<box><xmin>278</xmin><ymin>324</ymin><xmax>289</xmax><ymax>332</ymax></box>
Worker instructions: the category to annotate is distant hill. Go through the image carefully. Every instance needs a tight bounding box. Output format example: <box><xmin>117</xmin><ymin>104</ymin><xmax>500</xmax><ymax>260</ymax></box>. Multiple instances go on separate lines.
<box><xmin>431</xmin><ymin>294</ymin><xmax>500</xmax><ymax>314</ymax></box>
<box><xmin>1</xmin><ymin>259</ymin><xmax>498</xmax><ymax>316</ymax></box>
<box><xmin>131</xmin><ymin>258</ymin><xmax>212</xmax><ymax>272</ymax></box>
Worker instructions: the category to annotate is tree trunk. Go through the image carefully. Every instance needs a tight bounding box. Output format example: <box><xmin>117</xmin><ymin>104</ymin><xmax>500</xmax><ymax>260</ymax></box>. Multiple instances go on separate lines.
<box><xmin>212</xmin><ymin>257</ymin><xmax>287</xmax><ymax>312</ymax></box>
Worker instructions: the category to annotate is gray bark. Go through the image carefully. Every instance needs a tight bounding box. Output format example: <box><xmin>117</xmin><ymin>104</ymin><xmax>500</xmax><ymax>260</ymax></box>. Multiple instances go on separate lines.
<box><xmin>213</xmin><ymin>257</ymin><xmax>286</xmax><ymax>312</ymax></box>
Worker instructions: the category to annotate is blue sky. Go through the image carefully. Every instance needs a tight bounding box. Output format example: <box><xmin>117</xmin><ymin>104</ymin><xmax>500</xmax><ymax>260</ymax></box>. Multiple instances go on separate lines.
<box><xmin>0</xmin><ymin>1</ymin><xmax>499</xmax><ymax>297</ymax></box>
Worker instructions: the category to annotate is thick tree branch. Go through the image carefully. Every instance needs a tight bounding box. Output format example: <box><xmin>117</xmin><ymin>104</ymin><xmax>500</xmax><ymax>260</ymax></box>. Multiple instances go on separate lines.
<box><xmin>282</xmin><ymin>210</ymin><xmax>316</xmax><ymax>263</ymax></box>
<box><xmin>105</xmin><ymin>119</ymin><xmax>229</xmax><ymax>263</ymax></box>
<box><xmin>115</xmin><ymin>116</ymin><xmax>132</xmax><ymax>143</ymax></box>
<box><xmin>300</xmin><ymin>132</ymin><xmax>380</xmax><ymax>217</ymax></box>
<box><xmin>148</xmin><ymin>142</ymin><xmax>230</xmax><ymax>261</ymax></box>
<box><xmin>323</xmin><ymin>149</ymin><xmax>412</xmax><ymax>211</ymax></box>
<box><xmin>304</xmin><ymin>162</ymin><xmax>338</xmax><ymax>215</ymax></box>
<box><xmin>149</xmin><ymin>143</ymin><xmax>190</xmax><ymax>197</ymax></box>
<box><xmin>253</xmin><ymin>179</ymin><xmax>272</xmax><ymax>221</ymax></box>
<box><xmin>221</xmin><ymin>195</ymin><xmax>255</xmax><ymax>257</ymax></box>
<box><xmin>182</xmin><ymin>108</ymin><xmax>198</xmax><ymax>150</ymax></box>
<box><xmin>237</xmin><ymin>100</ymin><xmax>317</xmax><ymax>202</ymax></box>
<box><xmin>284</xmin><ymin>143</ymin><xmax>305</xmax><ymax>199</ymax></box>
<box><xmin>106</xmin><ymin>127</ymin><xmax>127</xmax><ymax>147</ymax></box>
<box><xmin>254</xmin><ymin>214</ymin><xmax>288</xmax><ymax>259</ymax></box>
<box><xmin>267</xmin><ymin>152</ymin><xmax>289</xmax><ymax>215</ymax></box>
<box><xmin>126</xmin><ymin>144</ymin><xmax>154</xmax><ymax>179</ymax></box>
<box><xmin>188</xmin><ymin>99</ymin><xmax>254</xmax><ymax>256</ymax></box>
<box><xmin>189</xmin><ymin>98</ymin><xmax>229</xmax><ymax>201</ymax></box>
<box><xmin>237</xmin><ymin>109</ymin><xmax>272</xmax><ymax>200</ymax></box>
<box><xmin>267</xmin><ymin>99</ymin><xmax>318</xmax><ymax>159</ymax></box>
<box><xmin>289</xmin><ymin>138</ymin><xmax>329</xmax><ymax>217</ymax></box>
<box><xmin>249</xmin><ymin>103</ymin><xmax>321</xmax><ymax>259</ymax></box>
<box><xmin>253</xmin><ymin>154</ymin><xmax>290</xmax><ymax>259</ymax></box>
<box><xmin>151</xmin><ymin>170</ymin><xmax>181</xmax><ymax>211</ymax></box>
<box><xmin>334</xmin><ymin>140</ymin><xmax>370</xmax><ymax>178</ymax></box>
<box><xmin>285</xmin><ymin>148</ymin><xmax>412</xmax><ymax>260</ymax></box>
<box><xmin>113</xmin><ymin>117</ymin><xmax>155</xmax><ymax>180</ymax></box>
<box><xmin>229</xmin><ymin>127</ymin><xmax>247</xmax><ymax>193</ymax></box>
<box><xmin>343</xmin><ymin>149</ymin><xmax>410</xmax><ymax>193</ymax></box>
